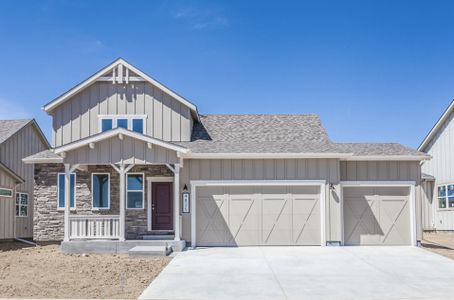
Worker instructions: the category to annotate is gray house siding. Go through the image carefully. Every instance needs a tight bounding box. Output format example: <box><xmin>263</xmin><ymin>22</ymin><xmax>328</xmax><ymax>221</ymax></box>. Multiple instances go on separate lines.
<box><xmin>0</xmin><ymin>123</ymin><xmax>48</xmax><ymax>238</ymax></box>
<box><xmin>420</xmin><ymin>109</ymin><xmax>454</xmax><ymax>230</ymax></box>
<box><xmin>179</xmin><ymin>158</ymin><xmax>341</xmax><ymax>243</ymax></box>
<box><xmin>52</xmin><ymin>81</ymin><xmax>193</xmax><ymax>147</ymax></box>
<box><xmin>63</xmin><ymin>135</ymin><xmax>179</xmax><ymax>165</ymax></box>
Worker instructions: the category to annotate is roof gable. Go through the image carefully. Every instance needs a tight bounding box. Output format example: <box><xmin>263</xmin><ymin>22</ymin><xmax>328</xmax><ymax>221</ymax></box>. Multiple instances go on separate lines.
<box><xmin>419</xmin><ymin>99</ymin><xmax>454</xmax><ymax>151</ymax></box>
<box><xmin>0</xmin><ymin>119</ymin><xmax>50</xmax><ymax>148</ymax></box>
<box><xmin>43</xmin><ymin>58</ymin><xmax>199</xmax><ymax>119</ymax></box>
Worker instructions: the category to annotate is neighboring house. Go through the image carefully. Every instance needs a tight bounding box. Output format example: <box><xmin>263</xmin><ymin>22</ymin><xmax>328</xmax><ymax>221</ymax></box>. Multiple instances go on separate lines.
<box><xmin>419</xmin><ymin>100</ymin><xmax>454</xmax><ymax>231</ymax></box>
<box><xmin>23</xmin><ymin>58</ymin><xmax>429</xmax><ymax>252</ymax></box>
<box><xmin>0</xmin><ymin>119</ymin><xmax>50</xmax><ymax>239</ymax></box>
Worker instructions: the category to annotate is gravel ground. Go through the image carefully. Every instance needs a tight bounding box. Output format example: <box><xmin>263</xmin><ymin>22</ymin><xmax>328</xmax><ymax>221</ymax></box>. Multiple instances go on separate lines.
<box><xmin>422</xmin><ymin>232</ymin><xmax>454</xmax><ymax>260</ymax></box>
<box><xmin>0</xmin><ymin>242</ymin><xmax>171</xmax><ymax>299</ymax></box>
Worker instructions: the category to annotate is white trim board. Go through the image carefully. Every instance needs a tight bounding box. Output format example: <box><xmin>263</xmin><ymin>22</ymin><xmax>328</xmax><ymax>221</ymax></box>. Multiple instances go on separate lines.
<box><xmin>340</xmin><ymin>181</ymin><xmax>417</xmax><ymax>247</ymax></box>
<box><xmin>189</xmin><ymin>180</ymin><xmax>327</xmax><ymax>248</ymax></box>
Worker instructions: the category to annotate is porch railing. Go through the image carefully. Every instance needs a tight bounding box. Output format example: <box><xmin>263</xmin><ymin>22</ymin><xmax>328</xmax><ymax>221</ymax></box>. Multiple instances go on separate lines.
<box><xmin>69</xmin><ymin>215</ymin><xmax>120</xmax><ymax>240</ymax></box>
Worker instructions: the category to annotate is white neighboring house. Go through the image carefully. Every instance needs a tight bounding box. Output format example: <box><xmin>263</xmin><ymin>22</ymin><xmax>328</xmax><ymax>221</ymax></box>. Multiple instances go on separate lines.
<box><xmin>419</xmin><ymin>100</ymin><xmax>454</xmax><ymax>231</ymax></box>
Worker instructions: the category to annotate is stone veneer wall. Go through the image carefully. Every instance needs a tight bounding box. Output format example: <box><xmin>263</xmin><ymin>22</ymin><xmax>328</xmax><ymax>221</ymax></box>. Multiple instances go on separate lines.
<box><xmin>34</xmin><ymin>163</ymin><xmax>172</xmax><ymax>241</ymax></box>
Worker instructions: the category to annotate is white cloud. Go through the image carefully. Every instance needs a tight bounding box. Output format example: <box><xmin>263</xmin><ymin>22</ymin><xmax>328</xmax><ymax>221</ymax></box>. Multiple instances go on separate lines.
<box><xmin>172</xmin><ymin>6</ymin><xmax>228</xmax><ymax>30</ymax></box>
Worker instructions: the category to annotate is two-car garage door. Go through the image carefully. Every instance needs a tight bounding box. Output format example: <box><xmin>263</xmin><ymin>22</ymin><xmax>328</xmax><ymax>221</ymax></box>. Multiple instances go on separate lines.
<box><xmin>196</xmin><ymin>185</ymin><xmax>321</xmax><ymax>246</ymax></box>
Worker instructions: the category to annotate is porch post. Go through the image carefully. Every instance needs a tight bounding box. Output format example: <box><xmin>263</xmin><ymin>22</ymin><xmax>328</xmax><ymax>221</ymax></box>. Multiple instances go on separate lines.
<box><xmin>63</xmin><ymin>164</ymin><xmax>71</xmax><ymax>242</ymax></box>
<box><xmin>174</xmin><ymin>164</ymin><xmax>181</xmax><ymax>241</ymax></box>
<box><xmin>119</xmin><ymin>164</ymin><xmax>126</xmax><ymax>242</ymax></box>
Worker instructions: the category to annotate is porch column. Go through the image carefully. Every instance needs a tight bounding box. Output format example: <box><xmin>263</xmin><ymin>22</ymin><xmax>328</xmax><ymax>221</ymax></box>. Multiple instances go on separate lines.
<box><xmin>63</xmin><ymin>164</ymin><xmax>71</xmax><ymax>242</ymax></box>
<box><xmin>119</xmin><ymin>164</ymin><xmax>126</xmax><ymax>242</ymax></box>
<box><xmin>112</xmin><ymin>163</ymin><xmax>134</xmax><ymax>242</ymax></box>
<box><xmin>174</xmin><ymin>164</ymin><xmax>181</xmax><ymax>241</ymax></box>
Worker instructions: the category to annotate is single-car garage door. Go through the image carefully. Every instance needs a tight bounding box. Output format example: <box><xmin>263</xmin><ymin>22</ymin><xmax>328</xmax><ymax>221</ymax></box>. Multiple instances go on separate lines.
<box><xmin>196</xmin><ymin>185</ymin><xmax>321</xmax><ymax>246</ymax></box>
<box><xmin>343</xmin><ymin>186</ymin><xmax>411</xmax><ymax>245</ymax></box>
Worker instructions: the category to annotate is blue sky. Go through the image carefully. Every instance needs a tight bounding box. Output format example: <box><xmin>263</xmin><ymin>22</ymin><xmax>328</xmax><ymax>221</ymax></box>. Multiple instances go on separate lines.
<box><xmin>0</xmin><ymin>0</ymin><xmax>453</xmax><ymax>148</ymax></box>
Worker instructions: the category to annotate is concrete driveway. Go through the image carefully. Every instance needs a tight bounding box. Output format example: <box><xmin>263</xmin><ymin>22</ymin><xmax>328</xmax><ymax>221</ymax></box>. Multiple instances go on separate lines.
<box><xmin>139</xmin><ymin>246</ymin><xmax>454</xmax><ymax>300</ymax></box>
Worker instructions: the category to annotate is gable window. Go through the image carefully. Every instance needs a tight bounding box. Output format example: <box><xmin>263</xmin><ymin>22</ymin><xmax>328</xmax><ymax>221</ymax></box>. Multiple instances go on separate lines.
<box><xmin>58</xmin><ymin>173</ymin><xmax>76</xmax><ymax>209</ymax></box>
<box><xmin>0</xmin><ymin>188</ymin><xmax>13</xmax><ymax>197</ymax></box>
<box><xmin>92</xmin><ymin>173</ymin><xmax>110</xmax><ymax>209</ymax></box>
<box><xmin>101</xmin><ymin>119</ymin><xmax>113</xmax><ymax>132</ymax></box>
<box><xmin>132</xmin><ymin>119</ymin><xmax>144</xmax><ymax>134</ymax></box>
<box><xmin>16</xmin><ymin>193</ymin><xmax>28</xmax><ymax>217</ymax></box>
<box><xmin>438</xmin><ymin>184</ymin><xmax>454</xmax><ymax>209</ymax></box>
<box><xmin>117</xmin><ymin>118</ymin><xmax>128</xmax><ymax>129</ymax></box>
<box><xmin>98</xmin><ymin>115</ymin><xmax>146</xmax><ymax>134</ymax></box>
<box><xmin>127</xmin><ymin>173</ymin><xmax>144</xmax><ymax>209</ymax></box>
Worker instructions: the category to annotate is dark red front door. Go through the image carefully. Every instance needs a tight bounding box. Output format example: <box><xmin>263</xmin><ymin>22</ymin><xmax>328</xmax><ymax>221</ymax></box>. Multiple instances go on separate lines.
<box><xmin>152</xmin><ymin>182</ymin><xmax>173</xmax><ymax>230</ymax></box>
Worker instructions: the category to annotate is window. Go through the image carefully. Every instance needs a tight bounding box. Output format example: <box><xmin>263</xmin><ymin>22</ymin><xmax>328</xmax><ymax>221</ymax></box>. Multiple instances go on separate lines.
<box><xmin>92</xmin><ymin>173</ymin><xmax>110</xmax><ymax>209</ymax></box>
<box><xmin>98</xmin><ymin>115</ymin><xmax>146</xmax><ymax>134</ymax></box>
<box><xmin>127</xmin><ymin>174</ymin><xmax>144</xmax><ymax>209</ymax></box>
<box><xmin>0</xmin><ymin>188</ymin><xmax>13</xmax><ymax>197</ymax></box>
<box><xmin>101</xmin><ymin>119</ymin><xmax>113</xmax><ymax>132</ymax></box>
<box><xmin>132</xmin><ymin>119</ymin><xmax>144</xmax><ymax>134</ymax></box>
<box><xmin>117</xmin><ymin>118</ymin><xmax>128</xmax><ymax>129</ymax></box>
<box><xmin>58</xmin><ymin>173</ymin><xmax>76</xmax><ymax>209</ymax></box>
<box><xmin>16</xmin><ymin>193</ymin><xmax>28</xmax><ymax>217</ymax></box>
<box><xmin>438</xmin><ymin>184</ymin><xmax>454</xmax><ymax>209</ymax></box>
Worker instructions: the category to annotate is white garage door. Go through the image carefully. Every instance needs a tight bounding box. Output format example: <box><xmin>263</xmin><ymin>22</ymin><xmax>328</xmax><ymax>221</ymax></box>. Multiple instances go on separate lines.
<box><xmin>343</xmin><ymin>186</ymin><xmax>411</xmax><ymax>245</ymax></box>
<box><xmin>196</xmin><ymin>185</ymin><xmax>321</xmax><ymax>246</ymax></box>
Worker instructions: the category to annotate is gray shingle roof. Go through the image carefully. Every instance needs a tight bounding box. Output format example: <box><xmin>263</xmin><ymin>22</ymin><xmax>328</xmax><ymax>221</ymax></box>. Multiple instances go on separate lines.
<box><xmin>178</xmin><ymin>114</ymin><xmax>344</xmax><ymax>153</ymax></box>
<box><xmin>177</xmin><ymin>114</ymin><xmax>426</xmax><ymax>157</ymax></box>
<box><xmin>0</xmin><ymin>119</ymin><xmax>32</xmax><ymax>144</ymax></box>
<box><xmin>334</xmin><ymin>143</ymin><xmax>427</xmax><ymax>157</ymax></box>
<box><xmin>22</xmin><ymin>149</ymin><xmax>63</xmax><ymax>163</ymax></box>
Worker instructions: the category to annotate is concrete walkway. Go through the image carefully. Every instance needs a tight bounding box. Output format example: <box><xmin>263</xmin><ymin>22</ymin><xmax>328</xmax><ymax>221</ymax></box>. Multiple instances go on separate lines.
<box><xmin>139</xmin><ymin>246</ymin><xmax>454</xmax><ymax>300</ymax></box>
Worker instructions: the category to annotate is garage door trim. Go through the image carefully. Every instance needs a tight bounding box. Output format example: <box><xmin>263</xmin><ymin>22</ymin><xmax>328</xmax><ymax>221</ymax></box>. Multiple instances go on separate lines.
<box><xmin>340</xmin><ymin>181</ymin><xmax>416</xmax><ymax>246</ymax></box>
<box><xmin>190</xmin><ymin>180</ymin><xmax>327</xmax><ymax>248</ymax></box>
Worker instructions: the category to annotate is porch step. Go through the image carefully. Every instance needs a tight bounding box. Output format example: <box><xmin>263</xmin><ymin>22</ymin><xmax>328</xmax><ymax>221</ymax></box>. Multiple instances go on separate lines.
<box><xmin>128</xmin><ymin>246</ymin><xmax>171</xmax><ymax>257</ymax></box>
<box><xmin>142</xmin><ymin>235</ymin><xmax>175</xmax><ymax>240</ymax></box>
<box><xmin>144</xmin><ymin>230</ymin><xmax>174</xmax><ymax>235</ymax></box>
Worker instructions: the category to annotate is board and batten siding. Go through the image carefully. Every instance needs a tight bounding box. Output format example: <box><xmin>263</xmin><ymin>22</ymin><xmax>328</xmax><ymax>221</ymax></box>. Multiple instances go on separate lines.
<box><xmin>0</xmin><ymin>123</ymin><xmax>49</xmax><ymax>238</ymax></box>
<box><xmin>421</xmin><ymin>109</ymin><xmax>454</xmax><ymax>230</ymax></box>
<box><xmin>340</xmin><ymin>161</ymin><xmax>423</xmax><ymax>240</ymax></box>
<box><xmin>64</xmin><ymin>135</ymin><xmax>178</xmax><ymax>165</ymax></box>
<box><xmin>0</xmin><ymin>169</ymin><xmax>16</xmax><ymax>239</ymax></box>
<box><xmin>52</xmin><ymin>81</ymin><xmax>193</xmax><ymax>147</ymax></box>
<box><xmin>179</xmin><ymin>158</ymin><xmax>342</xmax><ymax>243</ymax></box>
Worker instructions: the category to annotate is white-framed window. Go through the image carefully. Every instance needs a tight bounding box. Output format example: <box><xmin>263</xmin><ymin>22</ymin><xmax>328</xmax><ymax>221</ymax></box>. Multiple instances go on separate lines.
<box><xmin>98</xmin><ymin>115</ymin><xmax>147</xmax><ymax>134</ymax></box>
<box><xmin>437</xmin><ymin>184</ymin><xmax>454</xmax><ymax>209</ymax></box>
<box><xmin>57</xmin><ymin>173</ymin><xmax>76</xmax><ymax>210</ymax></box>
<box><xmin>127</xmin><ymin>173</ymin><xmax>144</xmax><ymax>209</ymax></box>
<box><xmin>0</xmin><ymin>188</ymin><xmax>13</xmax><ymax>197</ymax></box>
<box><xmin>16</xmin><ymin>192</ymin><xmax>28</xmax><ymax>217</ymax></box>
<box><xmin>92</xmin><ymin>173</ymin><xmax>110</xmax><ymax>209</ymax></box>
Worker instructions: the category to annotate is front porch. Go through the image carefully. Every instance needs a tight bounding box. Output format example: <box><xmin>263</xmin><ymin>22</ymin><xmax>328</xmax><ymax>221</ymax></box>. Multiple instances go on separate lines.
<box><xmin>58</xmin><ymin>162</ymin><xmax>186</xmax><ymax>253</ymax></box>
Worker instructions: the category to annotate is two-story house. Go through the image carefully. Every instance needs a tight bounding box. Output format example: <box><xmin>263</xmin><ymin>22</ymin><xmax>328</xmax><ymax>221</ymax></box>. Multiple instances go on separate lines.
<box><xmin>24</xmin><ymin>58</ymin><xmax>429</xmax><ymax>253</ymax></box>
<box><xmin>0</xmin><ymin>119</ymin><xmax>49</xmax><ymax>240</ymax></box>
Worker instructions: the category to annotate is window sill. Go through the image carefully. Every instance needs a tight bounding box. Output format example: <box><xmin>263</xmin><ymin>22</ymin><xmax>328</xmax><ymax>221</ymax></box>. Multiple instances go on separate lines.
<box><xmin>437</xmin><ymin>208</ymin><xmax>454</xmax><ymax>212</ymax></box>
<box><xmin>91</xmin><ymin>208</ymin><xmax>110</xmax><ymax>211</ymax></box>
<box><xmin>127</xmin><ymin>207</ymin><xmax>145</xmax><ymax>210</ymax></box>
<box><xmin>57</xmin><ymin>208</ymin><xmax>77</xmax><ymax>211</ymax></box>
<box><xmin>15</xmin><ymin>216</ymin><xmax>28</xmax><ymax>218</ymax></box>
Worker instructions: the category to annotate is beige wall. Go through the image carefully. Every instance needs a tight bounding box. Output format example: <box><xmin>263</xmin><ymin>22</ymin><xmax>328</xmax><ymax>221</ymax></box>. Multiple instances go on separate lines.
<box><xmin>180</xmin><ymin>158</ymin><xmax>341</xmax><ymax>242</ymax></box>
<box><xmin>0</xmin><ymin>123</ymin><xmax>49</xmax><ymax>238</ymax></box>
<box><xmin>0</xmin><ymin>169</ymin><xmax>17</xmax><ymax>239</ymax></box>
<box><xmin>340</xmin><ymin>160</ymin><xmax>423</xmax><ymax>240</ymax></box>
<box><xmin>52</xmin><ymin>81</ymin><xmax>193</xmax><ymax>147</ymax></box>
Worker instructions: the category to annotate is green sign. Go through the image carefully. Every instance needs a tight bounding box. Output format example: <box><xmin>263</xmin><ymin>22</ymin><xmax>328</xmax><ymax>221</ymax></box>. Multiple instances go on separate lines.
<box><xmin>0</xmin><ymin>188</ymin><xmax>13</xmax><ymax>197</ymax></box>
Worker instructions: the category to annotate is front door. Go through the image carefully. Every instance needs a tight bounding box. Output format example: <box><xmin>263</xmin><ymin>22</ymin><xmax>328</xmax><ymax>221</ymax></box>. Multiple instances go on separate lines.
<box><xmin>152</xmin><ymin>182</ymin><xmax>173</xmax><ymax>230</ymax></box>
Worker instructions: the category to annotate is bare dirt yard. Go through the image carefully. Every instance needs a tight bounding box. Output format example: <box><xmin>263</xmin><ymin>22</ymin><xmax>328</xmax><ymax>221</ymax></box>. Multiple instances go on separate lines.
<box><xmin>422</xmin><ymin>231</ymin><xmax>454</xmax><ymax>260</ymax></box>
<box><xmin>0</xmin><ymin>242</ymin><xmax>171</xmax><ymax>299</ymax></box>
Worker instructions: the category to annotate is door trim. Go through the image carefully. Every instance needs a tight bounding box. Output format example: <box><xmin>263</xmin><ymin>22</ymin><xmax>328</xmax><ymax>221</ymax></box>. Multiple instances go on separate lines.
<box><xmin>146</xmin><ymin>177</ymin><xmax>174</xmax><ymax>231</ymax></box>
<box><xmin>190</xmin><ymin>180</ymin><xmax>327</xmax><ymax>248</ymax></box>
<box><xmin>340</xmin><ymin>181</ymin><xmax>417</xmax><ymax>246</ymax></box>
